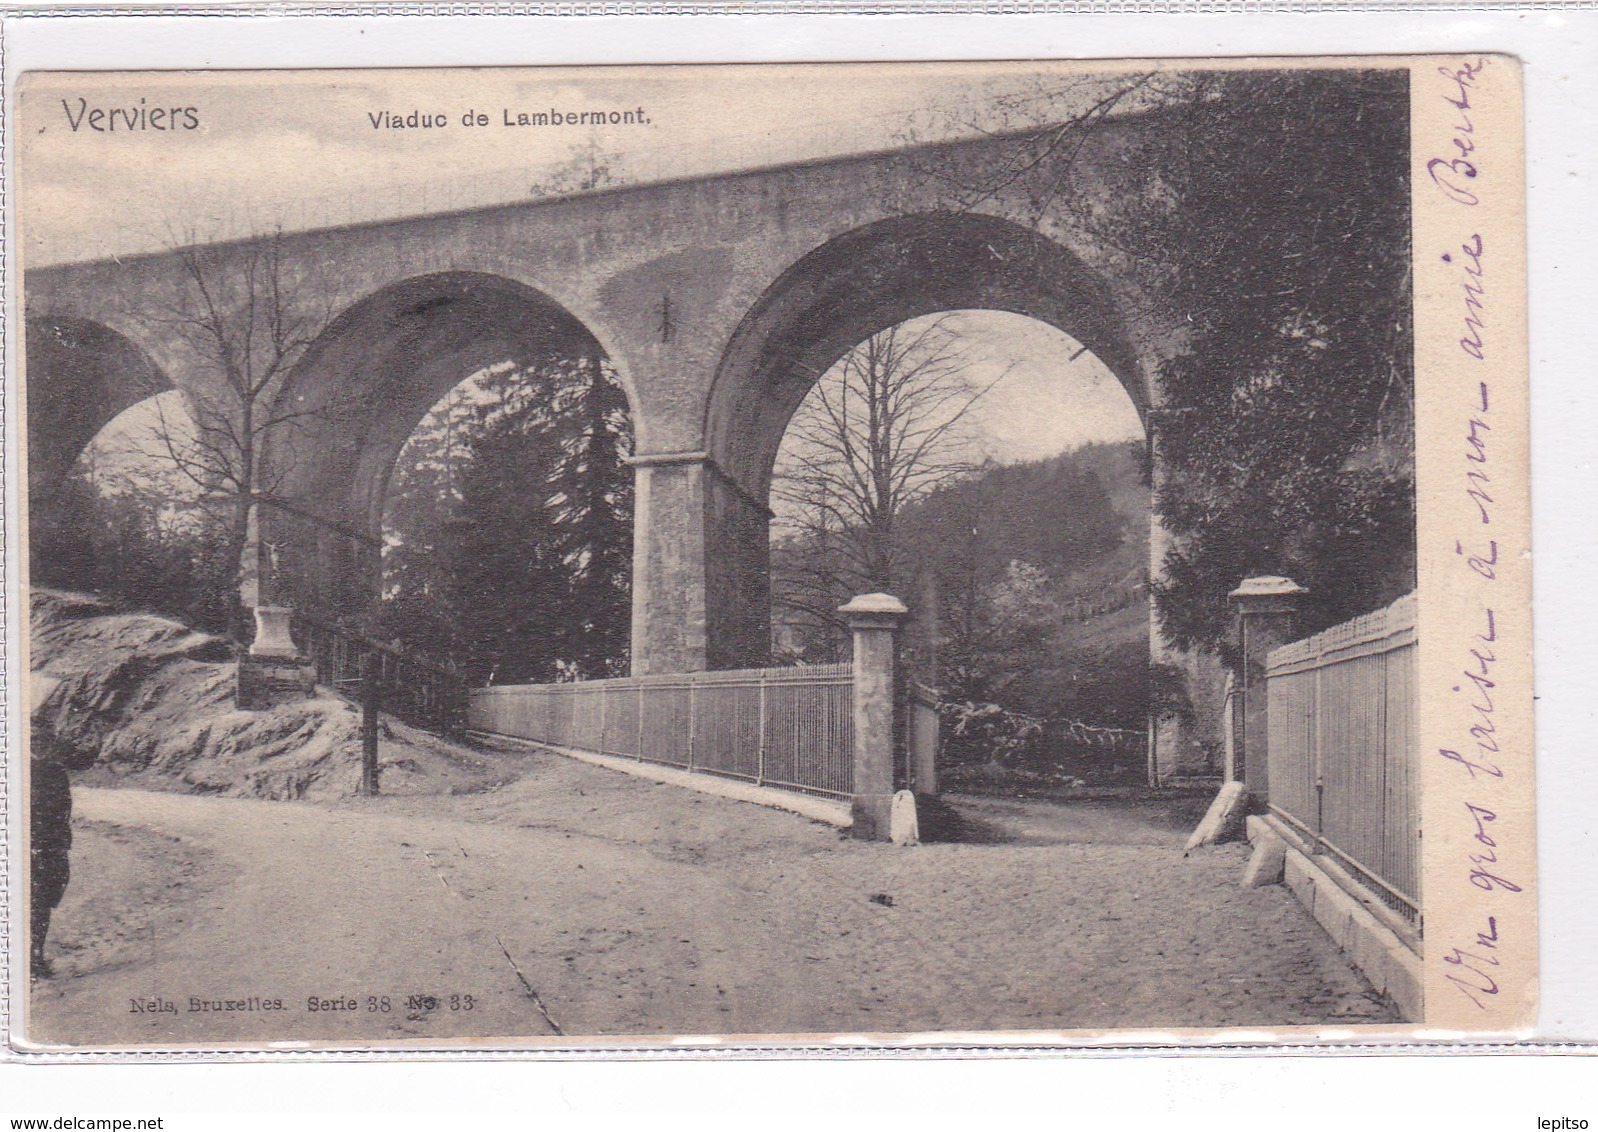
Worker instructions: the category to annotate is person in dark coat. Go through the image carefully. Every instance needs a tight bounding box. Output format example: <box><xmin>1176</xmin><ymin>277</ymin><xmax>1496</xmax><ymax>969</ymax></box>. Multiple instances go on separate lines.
<box><xmin>30</xmin><ymin>675</ymin><xmax>86</xmax><ymax>980</ymax></box>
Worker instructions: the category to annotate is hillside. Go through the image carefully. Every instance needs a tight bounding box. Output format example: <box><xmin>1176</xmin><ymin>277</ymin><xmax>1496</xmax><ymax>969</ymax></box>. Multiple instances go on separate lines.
<box><xmin>29</xmin><ymin>589</ymin><xmax>510</xmax><ymax>801</ymax></box>
<box><xmin>907</xmin><ymin>441</ymin><xmax>1150</xmax><ymax>724</ymax></box>
<box><xmin>771</xmin><ymin>439</ymin><xmax>1151</xmax><ymax>734</ymax></box>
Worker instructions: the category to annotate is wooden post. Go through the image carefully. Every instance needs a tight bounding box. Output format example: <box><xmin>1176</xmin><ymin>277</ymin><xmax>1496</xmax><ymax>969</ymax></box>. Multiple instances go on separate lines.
<box><xmin>840</xmin><ymin>593</ymin><xmax>909</xmax><ymax>841</ymax></box>
<box><xmin>361</xmin><ymin>649</ymin><xmax>381</xmax><ymax>797</ymax></box>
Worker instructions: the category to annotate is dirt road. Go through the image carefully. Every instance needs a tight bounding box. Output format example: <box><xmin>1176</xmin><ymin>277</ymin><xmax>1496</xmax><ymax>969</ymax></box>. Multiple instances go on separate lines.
<box><xmin>26</xmin><ymin>751</ymin><xmax>1396</xmax><ymax>1046</ymax></box>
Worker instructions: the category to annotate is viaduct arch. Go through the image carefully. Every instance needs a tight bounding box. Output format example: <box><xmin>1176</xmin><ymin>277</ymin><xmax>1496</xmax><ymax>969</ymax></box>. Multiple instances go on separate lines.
<box><xmin>23</xmin><ymin>315</ymin><xmax>175</xmax><ymax>586</ymax></box>
<box><xmin>693</xmin><ymin>211</ymin><xmax>1149</xmax><ymax>671</ymax></box>
<box><xmin>24</xmin><ymin>314</ymin><xmax>174</xmax><ymax>500</ymax></box>
<box><xmin>257</xmin><ymin>270</ymin><xmax>627</xmax><ymax>619</ymax></box>
<box><xmin>24</xmin><ymin>115</ymin><xmax>1248</xmax><ymax>772</ymax></box>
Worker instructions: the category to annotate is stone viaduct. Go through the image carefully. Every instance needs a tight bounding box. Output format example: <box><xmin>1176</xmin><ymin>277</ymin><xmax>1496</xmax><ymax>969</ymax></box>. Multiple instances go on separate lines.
<box><xmin>25</xmin><ymin>108</ymin><xmax>1230</xmax><ymax>768</ymax></box>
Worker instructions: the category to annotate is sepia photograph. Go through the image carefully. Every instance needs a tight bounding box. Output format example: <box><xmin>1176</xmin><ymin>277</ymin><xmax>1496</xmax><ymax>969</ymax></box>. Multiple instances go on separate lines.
<box><xmin>9</xmin><ymin>55</ymin><xmax>1532</xmax><ymax>1049</ymax></box>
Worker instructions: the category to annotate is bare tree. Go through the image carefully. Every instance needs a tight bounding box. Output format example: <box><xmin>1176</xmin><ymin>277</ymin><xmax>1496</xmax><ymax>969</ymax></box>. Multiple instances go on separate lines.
<box><xmin>770</xmin><ymin>317</ymin><xmax>1005</xmax><ymax>657</ymax></box>
<box><xmin>136</xmin><ymin>227</ymin><xmax>336</xmax><ymax>638</ymax></box>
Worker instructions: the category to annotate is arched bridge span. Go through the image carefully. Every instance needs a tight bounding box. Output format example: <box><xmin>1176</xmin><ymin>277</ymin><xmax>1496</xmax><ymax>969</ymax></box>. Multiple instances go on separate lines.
<box><xmin>25</xmin><ymin>112</ymin><xmax>1246</xmax><ymax>769</ymax></box>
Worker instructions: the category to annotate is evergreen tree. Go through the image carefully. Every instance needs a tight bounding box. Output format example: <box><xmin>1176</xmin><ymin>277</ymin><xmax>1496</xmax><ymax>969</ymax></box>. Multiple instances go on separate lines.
<box><xmin>380</xmin><ymin>351</ymin><xmax>633</xmax><ymax>683</ymax></box>
<box><xmin>547</xmin><ymin>353</ymin><xmax>634</xmax><ymax>677</ymax></box>
<box><xmin>378</xmin><ymin>378</ymin><xmax>482</xmax><ymax>660</ymax></box>
<box><xmin>454</xmin><ymin>395</ymin><xmax>570</xmax><ymax>684</ymax></box>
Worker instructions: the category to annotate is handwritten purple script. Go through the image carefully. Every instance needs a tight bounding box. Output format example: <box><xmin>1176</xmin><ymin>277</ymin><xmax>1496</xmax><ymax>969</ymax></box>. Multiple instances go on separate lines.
<box><xmin>1428</xmin><ymin>59</ymin><xmax>1491</xmax><ymax>206</ymax></box>
<box><xmin>1447</xmin><ymin>233</ymin><xmax>1487</xmax><ymax>361</ymax></box>
<box><xmin>1442</xmin><ymin>915</ymin><xmax>1504</xmax><ymax>1011</ymax></box>
<box><xmin>1433</xmin><ymin>125</ymin><xmax>1522</xmax><ymax>1012</ymax></box>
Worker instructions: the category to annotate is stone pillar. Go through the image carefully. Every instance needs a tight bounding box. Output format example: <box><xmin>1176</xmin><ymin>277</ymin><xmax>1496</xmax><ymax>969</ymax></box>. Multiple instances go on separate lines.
<box><xmin>628</xmin><ymin>453</ymin><xmax>710</xmax><ymax>675</ymax></box>
<box><xmin>236</xmin><ymin>609</ymin><xmax>315</xmax><ymax>710</ymax></box>
<box><xmin>249</xmin><ymin>606</ymin><xmax>299</xmax><ymax>658</ymax></box>
<box><xmin>1228</xmin><ymin>576</ymin><xmax>1308</xmax><ymax>801</ymax></box>
<box><xmin>1146</xmin><ymin>483</ymin><xmax>1179</xmax><ymax>781</ymax></box>
<box><xmin>235</xmin><ymin>497</ymin><xmax>316</xmax><ymax>708</ymax></box>
<box><xmin>244</xmin><ymin>499</ymin><xmax>310</xmax><ymax>656</ymax></box>
<box><xmin>1145</xmin><ymin>469</ymin><xmax>1230</xmax><ymax>783</ymax></box>
<box><xmin>840</xmin><ymin>593</ymin><xmax>908</xmax><ymax>841</ymax></box>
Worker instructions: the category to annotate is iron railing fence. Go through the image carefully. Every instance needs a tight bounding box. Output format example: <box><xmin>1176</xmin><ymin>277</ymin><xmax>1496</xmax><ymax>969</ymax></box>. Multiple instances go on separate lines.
<box><xmin>468</xmin><ymin>663</ymin><xmax>855</xmax><ymax>799</ymax></box>
<box><xmin>1265</xmin><ymin>593</ymin><xmax>1419</xmax><ymax>928</ymax></box>
<box><xmin>296</xmin><ymin>615</ymin><xmax>470</xmax><ymax>738</ymax></box>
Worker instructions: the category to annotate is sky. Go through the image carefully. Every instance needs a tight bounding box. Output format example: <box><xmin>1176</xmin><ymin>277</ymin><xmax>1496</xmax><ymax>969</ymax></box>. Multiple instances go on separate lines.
<box><xmin>18</xmin><ymin>61</ymin><xmax>1164</xmax><ymax>264</ymax></box>
<box><xmin>937</xmin><ymin>312</ymin><xmax>1142</xmax><ymax>462</ymax></box>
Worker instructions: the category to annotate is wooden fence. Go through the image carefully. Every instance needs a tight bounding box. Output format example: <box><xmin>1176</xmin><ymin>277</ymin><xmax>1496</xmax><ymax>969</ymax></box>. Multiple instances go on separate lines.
<box><xmin>468</xmin><ymin>663</ymin><xmax>855</xmax><ymax>800</ymax></box>
<box><xmin>1265</xmin><ymin>594</ymin><xmax>1419</xmax><ymax>926</ymax></box>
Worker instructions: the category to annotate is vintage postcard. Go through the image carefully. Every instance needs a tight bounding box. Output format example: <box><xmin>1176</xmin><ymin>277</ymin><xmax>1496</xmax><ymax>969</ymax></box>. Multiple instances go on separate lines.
<box><xmin>6</xmin><ymin>55</ymin><xmax>1533</xmax><ymax>1052</ymax></box>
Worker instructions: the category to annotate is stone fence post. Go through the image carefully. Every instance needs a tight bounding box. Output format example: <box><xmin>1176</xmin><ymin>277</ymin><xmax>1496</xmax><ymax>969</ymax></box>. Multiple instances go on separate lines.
<box><xmin>1228</xmin><ymin>576</ymin><xmax>1307</xmax><ymax>801</ymax></box>
<box><xmin>840</xmin><ymin>593</ymin><xmax>909</xmax><ymax>842</ymax></box>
